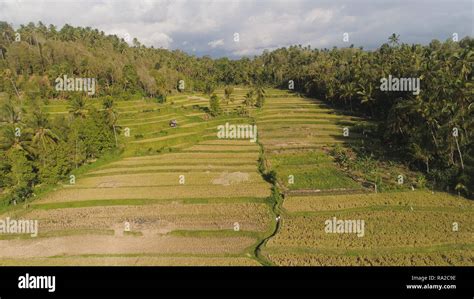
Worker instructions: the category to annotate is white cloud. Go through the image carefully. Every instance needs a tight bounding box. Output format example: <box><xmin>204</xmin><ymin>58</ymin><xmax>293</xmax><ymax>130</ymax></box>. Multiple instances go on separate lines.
<box><xmin>0</xmin><ymin>0</ymin><xmax>471</xmax><ymax>58</ymax></box>
<box><xmin>305</xmin><ymin>8</ymin><xmax>333</xmax><ymax>24</ymax></box>
<box><xmin>208</xmin><ymin>39</ymin><xmax>224</xmax><ymax>48</ymax></box>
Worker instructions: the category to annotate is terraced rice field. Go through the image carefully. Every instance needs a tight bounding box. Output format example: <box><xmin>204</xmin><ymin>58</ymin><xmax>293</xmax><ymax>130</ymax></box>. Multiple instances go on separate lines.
<box><xmin>255</xmin><ymin>92</ymin><xmax>364</xmax><ymax>192</ymax></box>
<box><xmin>2</xmin><ymin>89</ymin><xmax>473</xmax><ymax>266</ymax></box>
<box><xmin>0</xmin><ymin>138</ymin><xmax>273</xmax><ymax>265</ymax></box>
<box><xmin>0</xmin><ymin>256</ymin><xmax>262</xmax><ymax>266</ymax></box>
<box><xmin>263</xmin><ymin>191</ymin><xmax>474</xmax><ymax>266</ymax></box>
<box><xmin>254</xmin><ymin>91</ymin><xmax>474</xmax><ymax>266</ymax></box>
<box><xmin>0</xmin><ymin>92</ymin><xmax>275</xmax><ymax>265</ymax></box>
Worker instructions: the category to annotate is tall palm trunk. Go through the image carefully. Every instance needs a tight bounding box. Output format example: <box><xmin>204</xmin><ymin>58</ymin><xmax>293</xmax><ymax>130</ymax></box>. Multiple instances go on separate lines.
<box><xmin>454</xmin><ymin>136</ymin><xmax>464</xmax><ymax>169</ymax></box>
<box><xmin>9</xmin><ymin>77</ymin><xmax>20</xmax><ymax>100</ymax></box>
<box><xmin>113</xmin><ymin>124</ymin><xmax>118</xmax><ymax>147</ymax></box>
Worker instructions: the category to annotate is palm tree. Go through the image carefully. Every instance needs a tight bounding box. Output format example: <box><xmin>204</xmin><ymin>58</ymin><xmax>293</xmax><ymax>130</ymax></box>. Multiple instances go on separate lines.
<box><xmin>254</xmin><ymin>84</ymin><xmax>266</xmax><ymax>108</ymax></box>
<box><xmin>388</xmin><ymin>33</ymin><xmax>400</xmax><ymax>47</ymax></box>
<box><xmin>340</xmin><ymin>82</ymin><xmax>356</xmax><ymax>112</ymax></box>
<box><xmin>0</xmin><ymin>100</ymin><xmax>23</xmax><ymax>125</ymax></box>
<box><xmin>68</xmin><ymin>96</ymin><xmax>88</xmax><ymax>119</ymax></box>
<box><xmin>28</xmin><ymin>110</ymin><xmax>59</xmax><ymax>155</ymax></box>
<box><xmin>2</xmin><ymin>69</ymin><xmax>21</xmax><ymax>100</ymax></box>
<box><xmin>102</xmin><ymin>97</ymin><xmax>118</xmax><ymax>147</ymax></box>
<box><xmin>410</xmin><ymin>143</ymin><xmax>433</xmax><ymax>173</ymax></box>
<box><xmin>356</xmin><ymin>83</ymin><xmax>375</xmax><ymax>117</ymax></box>
<box><xmin>0</xmin><ymin>125</ymin><xmax>33</xmax><ymax>154</ymax></box>
<box><xmin>243</xmin><ymin>90</ymin><xmax>255</xmax><ymax>107</ymax></box>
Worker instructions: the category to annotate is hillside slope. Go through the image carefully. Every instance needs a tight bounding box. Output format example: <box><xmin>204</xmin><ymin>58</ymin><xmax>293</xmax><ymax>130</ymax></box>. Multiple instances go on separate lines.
<box><xmin>256</xmin><ymin>92</ymin><xmax>474</xmax><ymax>266</ymax></box>
<box><xmin>0</xmin><ymin>89</ymin><xmax>473</xmax><ymax>266</ymax></box>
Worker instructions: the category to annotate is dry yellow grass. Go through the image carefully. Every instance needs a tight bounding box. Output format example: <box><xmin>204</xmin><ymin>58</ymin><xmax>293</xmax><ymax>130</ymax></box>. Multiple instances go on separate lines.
<box><xmin>260</xmin><ymin>137</ymin><xmax>341</xmax><ymax>145</ymax></box>
<box><xmin>0</xmin><ymin>131</ymin><xmax>272</xmax><ymax>264</ymax></box>
<box><xmin>284</xmin><ymin>191</ymin><xmax>474</xmax><ymax>212</ymax></box>
<box><xmin>267</xmin><ymin>250</ymin><xmax>474</xmax><ymax>266</ymax></box>
<box><xmin>259</xmin><ymin>108</ymin><xmax>333</xmax><ymax>113</ymax></box>
<box><xmin>106</xmin><ymin>158</ymin><xmax>257</xmax><ymax>167</ymax></box>
<box><xmin>130</xmin><ymin>132</ymin><xmax>196</xmax><ymax>144</ymax></box>
<box><xmin>124</xmin><ymin>152</ymin><xmax>259</xmax><ymax>160</ymax></box>
<box><xmin>259</xmin><ymin>130</ymin><xmax>341</xmax><ymax>139</ymax></box>
<box><xmin>258</xmin><ymin>123</ymin><xmax>342</xmax><ymax>130</ymax></box>
<box><xmin>68</xmin><ymin>172</ymin><xmax>264</xmax><ymax>188</ymax></box>
<box><xmin>257</xmin><ymin>118</ymin><xmax>337</xmax><ymax>124</ymax></box>
<box><xmin>186</xmin><ymin>145</ymin><xmax>259</xmax><ymax>151</ymax></box>
<box><xmin>262</xmin><ymin>143</ymin><xmax>338</xmax><ymax>151</ymax></box>
<box><xmin>0</xmin><ymin>256</ymin><xmax>261</xmax><ymax>266</ymax></box>
<box><xmin>0</xmin><ymin>235</ymin><xmax>256</xmax><ymax>258</ymax></box>
<box><xmin>199</xmin><ymin>139</ymin><xmax>261</xmax><ymax>146</ymax></box>
<box><xmin>258</xmin><ymin>113</ymin><xmax>347</xmax><ymax>120</ymax></box>
<box><xmin>38</xmin><ymin>183</ymin><xmax>272</xmax><ymax>203</ymax></box>
<box><xmin>88</xmin><ymin>164</ymin><xmax>256</xmax><ymax>175</ymax></box>
<box><xmin>26</xmin><ymin>202</ymin><xmax>272</xmax><ymax>233</ymax></box>
<box><xmin>268</xmin><ymin>210</ymin><xmax>473</xmax><ymax>249</ymax></box>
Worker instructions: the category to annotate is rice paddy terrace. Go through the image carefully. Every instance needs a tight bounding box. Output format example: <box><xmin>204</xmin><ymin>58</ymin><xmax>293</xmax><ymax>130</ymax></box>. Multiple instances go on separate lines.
<box><xmin>255</xmin><ymin>92</ymin><xmax>474</xmax><ymax>266</ymax></box>
<box><xmin>0</xmin><ymin>88</ymin><xmax>472</xmax><ymax>266</ymax></box>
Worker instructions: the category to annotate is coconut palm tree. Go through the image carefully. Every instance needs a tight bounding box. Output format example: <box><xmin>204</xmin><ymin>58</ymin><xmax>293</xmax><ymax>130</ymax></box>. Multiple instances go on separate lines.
<box><xmin>2</xmin><ymin>69</ymin><xmax>21</xmax><ymax>100</ymax></box>
<box><xmin>388</xmin><ymin>33</ymin><xmax>400</xmax><ymax>47</ymax></box>
<box><xmin>340</xmin><ymin>82</ymin><xmax>357</xmax><ymax>112</ymax></box>
<box><xmin>356</xmin><ymin>83</ymin><xmax>375</xmax><ymax>117</ymax></box>
<box><xmin>102</xmin><ymin>97</ymin><xmax>118</xmax><ymax>146</ymax></box>
<box><xmin>254</xmin><ymin>84</ymin><xmax>266</xmax><ymax>108</ymax></box>
<box><xmin>243</xmin><ymin>90</ymin><xmax>255</xmax><ymax>107</ymax></box>
<box><xmin>0</xmin><ymin>125</ymin><xmax>33</xmax><ymax>154</ymax></box>
<box><xmin>28</xmin><ymin>110</ymin><xmax>58</xmax><ymax>155</ymax></box>
<box><xmin>68</xmin><ymin>96</ymin><xmax>88</xmax><ymax>119</ymax></box>
<box><xmin>0</xmin><ymin>100</ymin><xmax>23</xmax><ymax>125</ymax></box>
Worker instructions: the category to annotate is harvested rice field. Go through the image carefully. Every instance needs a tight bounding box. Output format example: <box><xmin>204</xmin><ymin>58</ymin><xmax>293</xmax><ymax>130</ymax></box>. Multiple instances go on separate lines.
<box><xmin>263</xmin><ymin>191</ymin><xmax>474</xmax><ymax>266</ymax></box>
<box><xmin>1</xmin><ymin>89</ymin><xmax>472</xmax><ymax>267</ymax></box>
<box><xmin>0</xmin><ymin>96</ymin><xmax>273</xmax><ymax>265</ymax></box>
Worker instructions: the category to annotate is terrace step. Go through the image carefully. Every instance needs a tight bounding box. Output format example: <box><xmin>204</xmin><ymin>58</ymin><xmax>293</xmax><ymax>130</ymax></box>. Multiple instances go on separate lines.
<box><xmin>284</xmin><ymin>187</ymin><xmax>372</xmax><ymax>197</ymax></box>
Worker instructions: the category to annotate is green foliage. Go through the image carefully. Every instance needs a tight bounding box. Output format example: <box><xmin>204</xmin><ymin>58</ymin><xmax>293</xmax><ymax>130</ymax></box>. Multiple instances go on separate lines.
<box><xmin>330</xmin><ymin>145</ymin><xmax>351</xmax><ymax>167</ymax></box>
<box><xmin>204</xmin><ymin>82</ymin><xmax>216</xmax><ymax>96</ymax></box>
<box><xmin>329</xmin><ymin>144</ymin><xmax>428</xmax><ymax>192</ymax></box>
<box><xmin>243</xmin><ymin>90</ymin><xmax>255</xmax><ymax>106</ymax></box>
<box><xmin>224</xmin><ymin>86</ymin><xmax>234</xmax><ymax>103</ymax></box>
<box><xmin>254</xmin><ymin>84</ymin><xmax>266</xmax><ymax>108</ymax></box>
<box><xmin>4</xmin><ymin>148</ymin><xmax>35</xmax><ymax>204</ymax></box>
<box><xmin>236</xmin><ymin>106</ymin><xmax>250</xmax><ymax>117</ymax></box>
<box><xmin>269</xmin><ymin>149</ymin><xmax>360</xmax><ymax>190</ymax></box>
<box><xmin>209</xmin><ymin>93</ymin><xmax>221</xmax><ymax>116</ymax></box>
<box><xmin>0</xmin><ymin>22</ymin><xmax>472</xmax><ymax>198</ymax></box>
<box><xmin>0</xmin><ymin>93</ymin><xmax>116</xmax><ymax>204</ymax></box>
<box><xmin>280</xmin><ymin>167</ymin><xmax>360</xmax><ymax>190</ymax></box>
<box><xmin>68</xmin><ymin>95</ymin><xmax>88</xmax><ymax>119</ymax></box>
<box><xmin>252</xmin><ymin>36</ymin><xmax>473</xmax><ymax>197</ymax></box>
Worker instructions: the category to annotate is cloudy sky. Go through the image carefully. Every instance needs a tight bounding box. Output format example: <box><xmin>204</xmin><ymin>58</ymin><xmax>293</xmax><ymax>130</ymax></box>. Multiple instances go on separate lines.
<box><xmin>0</xmin><ymin>0</ymin><xmax>472</xmax><ymax>58</ymax></box>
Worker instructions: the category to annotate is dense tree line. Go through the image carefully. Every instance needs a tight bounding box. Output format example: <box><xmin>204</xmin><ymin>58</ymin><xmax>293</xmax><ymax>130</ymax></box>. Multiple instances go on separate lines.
<box><xmin>0</xmin><ymin>93</ymin><xmax>116</xmax><ymax>204</ymax></box>
<box><xmin>255</xmin><ymin>37</ymin><xmax>473</xmax><ymax>197</ymax></box>
<box><xmin>0</xmin><ymin>22</ymin><xmax>255</xmax><ymax>101</ymax></box>
<box><xmin>0</xmin><ymin>22</ymin><xmax>472</xmax><ymax>199</ymax></box>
